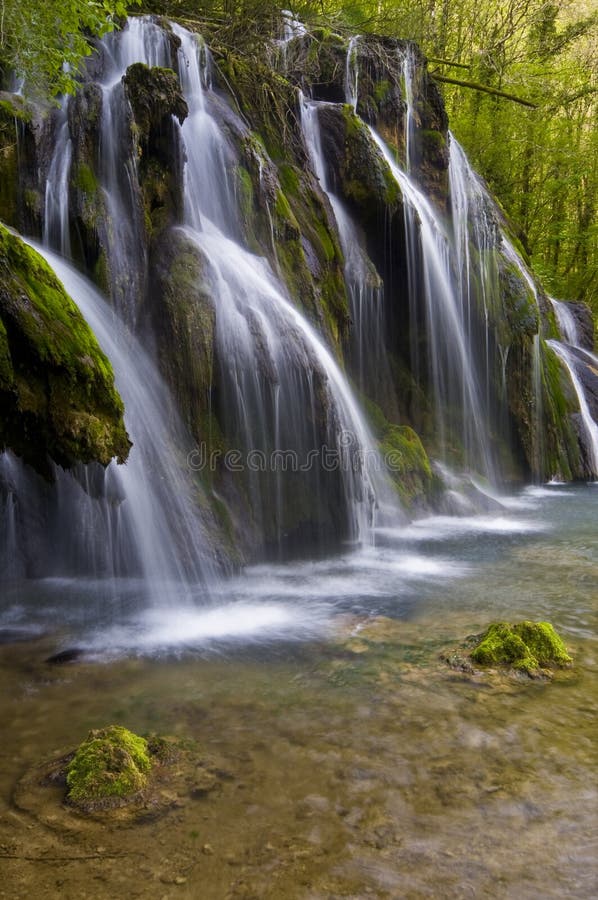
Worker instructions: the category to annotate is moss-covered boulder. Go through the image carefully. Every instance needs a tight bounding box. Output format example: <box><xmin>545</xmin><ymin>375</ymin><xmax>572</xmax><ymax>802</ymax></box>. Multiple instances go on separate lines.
<box><xmin>123</xmin><ymin>63</ymin><xmax>188</xmax><ymax>135</ymax></box>
<box><xmin>66</xmin><ymin>726</ymin><xmax>151</xmax><ymax>810</ymax></box>
<box><xmin>470</xmin><ymin>621</ymin><xmax>572</xmax><ymax>676</ymax></box>
<box><xmin>0</xmin><ymin>224</ymin><xmax>130</xmax><ymax>475</ymax></box>
<box><xmin>381</xmin><ymin>423</ymin><xmax>437</xmax><ymax>509</ymax></box>
<box><xmin>318</xmin><ymin>104</ymin><xmax>401</xmax><ymax>225</ymax></box>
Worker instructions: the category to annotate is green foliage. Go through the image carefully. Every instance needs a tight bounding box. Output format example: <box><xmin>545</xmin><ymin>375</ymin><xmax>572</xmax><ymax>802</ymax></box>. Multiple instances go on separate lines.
<box><xmin>0</xmin><ymin>0</ymin><xmax>141</xmax><ymax>96</ymax></box>
<box><xmin>471</xmin><ymin>621</ymin><xmax>572</xmax><ymax>674</ymax></box>
<box><xmin>66</xmin><ymin>725</ymin><xmax>151</xmax><ymax>807</ymax></box>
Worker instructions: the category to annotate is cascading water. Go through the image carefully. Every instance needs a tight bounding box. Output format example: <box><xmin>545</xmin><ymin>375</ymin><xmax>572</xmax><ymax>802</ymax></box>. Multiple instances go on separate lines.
<box><xmin>43</xmin><ymin>100</ymin><xmax>72</xmax><ymax>257</ymax></box>
<box><xmin>2</xmin><ymin>242</ymin><xmax>218</xmax><ymax>605</ymax></box>
<box><xmin>43</xmin><ymin>18</ymin><xmax>172</xmax><ymax>322</ymax></box>
<box><xmin>551</xmin><ymin>298</ymin><xmax>581</xmax><ymax>348</ymax></box>
<box><xmin>547</xmin><ymin>340</ymin><xmax>598</xmax><ymax>475</ymax></box>
<box><xmin>549</xmin><ymin>298</ymin><xmax>598</xmax><ymax>477</ymax></box>
<box><xmin>345</xmin><ymin>36</ymin><xmax>360</xmax><ymax>110</ymax></box>
<box><xmin>400</xmin><ymin>45</ymin><xmax>416</xmax><ymax>173</ymax></box>
<box><xmin>367</xmin><ymin>125</ymin><xmax>498</xmax><ymax>480</ymax></box>
<box><xmin>171</xmin><ymin>24</ymin><xmax>398</xmax><ymax>547</ymax></box>
<box><xmin>448</xmin><ymin>137</ymin><xmax>500</xmax><ymax>419</ymax></box>
<box><xmin>300</xmin><ymin>96</ymin><xmax>394</xmax><ymax>413</ymax></box>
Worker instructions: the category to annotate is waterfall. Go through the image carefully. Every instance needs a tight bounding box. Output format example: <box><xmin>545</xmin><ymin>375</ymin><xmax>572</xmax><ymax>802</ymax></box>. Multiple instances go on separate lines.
<box><xmin>448</xmin><ymin>137</ymin><xmax>500</xmax><ymax>418</ymax></box>
<box><xmin>547</xmin><ymin>340</ymin><xmax>598</xmax><ymax>475</ymax></box>
<box><xmin>345</xmin><ymin>36</ymin><xmax>360</xmax><ymax>110</ymax></box>
<box><xmin>300</xmin><ymin>96</ymin><xmax>393</xmax><ymax>412</ymax></box>
<box><xmin>172</xmin><ymin>24</ymin><xmax>399</xmax><ymax>547</ymax></box>
<box><xmin>401</xmin><ymin>45</ymin><xmax>416</xmax><ymax>172</ymax></box>
<box><xmin>1</xmin><ymin>241</ymin><xmax>218</xmax><ymax>600</ymax></box>
<box><xmin>367</xmin><ymin>125</ymin><xmax>497</xmax><ymax>480</ymax></box>
<box><xmin>549</xmin><ymin>299</ymin><xmax>598</xmax><ymax>477</ymax></box>
<box><xmin>551</xmin><ymin>298</ymin><xmax>580</xmax><ymax>347</ymax></box>
<box><xmin>43</xmin><ymin>17</ymin><xmax>172</xmax><ymax>323</ymax></box>
<box><xmin>43</xmin><ymin>100</ymin><xmax>72</xmax><ymax>257</ymax></box>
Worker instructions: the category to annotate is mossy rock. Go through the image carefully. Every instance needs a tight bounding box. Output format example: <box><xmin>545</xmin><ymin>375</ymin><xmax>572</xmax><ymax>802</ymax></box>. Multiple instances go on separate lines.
<box><xmin>381</xmin><ymin>423</ymin><xmax>435</xmax><ymax>508</ymax></box>
<box><xmin>470</xmin><ymin>621</ymin><xmax>572</xmax><ymax>677</ymax></box>
<box><xmin>14</xmin><ymin>727</ymin><xmax>228</xmax><ymax>826</ymax></box>
<box><xmin>0</xmin><ymin>224</ymin><xmax>130</xmax><ymax>476</ymax></box>
<box><xmin>123</xmin><ymin>63</ymin><xmax>188</xmax><ymax>135</ymax></box>
<box><xmin>66</xmin><ymin>726</ymin><xmax>151</xmax><ymax>810</ymax></box>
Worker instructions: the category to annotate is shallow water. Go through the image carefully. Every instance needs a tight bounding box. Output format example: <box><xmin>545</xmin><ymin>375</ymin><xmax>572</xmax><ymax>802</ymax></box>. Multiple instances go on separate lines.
<box><xmin>0</xmin><ymin>484</ymin><xmax>597</xmax><ymax>898</ymax></box>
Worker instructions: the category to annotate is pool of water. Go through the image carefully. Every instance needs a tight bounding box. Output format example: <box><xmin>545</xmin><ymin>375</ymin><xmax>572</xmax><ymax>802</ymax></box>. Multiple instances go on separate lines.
<box><xmin>0</xmin><ymin>484</ymin><xmax>596</xmax><ymax>897</ymax></box>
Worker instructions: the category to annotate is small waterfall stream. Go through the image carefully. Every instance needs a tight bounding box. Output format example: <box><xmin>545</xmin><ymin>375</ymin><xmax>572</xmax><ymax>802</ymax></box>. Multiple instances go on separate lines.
<box><xmin>547</xmin><ymin>340</ymin><xmax>598</xmax><ymax>475</ymax></box>
<box><xmin>3</xmin><ymin>242</ymin><xmax>218</xmax><ymax>602</ymax></box>
<box><xmin>549</xmin><ymin>298</ymin><xmax>598</xmax><ymax>477</ymax></box>
<box><xmin>300</xmin><ymin>96</ymin><xmax>392</xmax><ymax>410</ymax></box>
<box><xmin>368</xmin><ymin>125</ymin><xmax>498</xmax><ymax>480</ymax></box>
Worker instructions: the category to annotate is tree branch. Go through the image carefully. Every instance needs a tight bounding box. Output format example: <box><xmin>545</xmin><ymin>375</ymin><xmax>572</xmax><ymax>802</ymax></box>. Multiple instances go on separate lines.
<box><xmin>431</xmin><ymin>73</ymin><xmax>538</xmax><ymax>108</ymax></box>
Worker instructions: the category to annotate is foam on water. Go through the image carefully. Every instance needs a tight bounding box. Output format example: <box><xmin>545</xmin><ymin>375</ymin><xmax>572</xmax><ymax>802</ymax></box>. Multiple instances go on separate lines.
<box><xmin>81</xmin><ymin>601</ymin><xmax>331</xmax><ymax>657</ymax></box>
<box><xmin>377</xmin><ymin>514</ymin><xmax>546</xmax><ymax>542</ymax></box>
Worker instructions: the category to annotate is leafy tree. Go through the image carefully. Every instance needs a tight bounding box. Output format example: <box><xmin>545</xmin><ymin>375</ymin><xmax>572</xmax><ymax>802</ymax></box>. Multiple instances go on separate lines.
<box><xmin>0</xmin><ymin>0</ymin><xmax>141</xmax><ymax>95</ymax></box>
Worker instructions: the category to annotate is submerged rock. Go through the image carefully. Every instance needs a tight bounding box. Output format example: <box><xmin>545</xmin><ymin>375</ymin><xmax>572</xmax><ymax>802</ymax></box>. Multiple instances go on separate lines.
<box><xmin>469</xmin><ymin>621</ymin><xmax>572</xmax><ymax>677</ymax></box>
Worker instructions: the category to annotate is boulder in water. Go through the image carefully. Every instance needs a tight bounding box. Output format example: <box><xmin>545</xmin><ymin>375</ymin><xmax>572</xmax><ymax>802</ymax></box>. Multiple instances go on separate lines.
<box><xmin>66</xmin><ymin>725</ymin><xmax>151</xmax><ymax>810</ymax></box>
<box><xmin>470</xmin><ymin>621</ymin><xmax>572</xmax><ymax>677</ymax></box>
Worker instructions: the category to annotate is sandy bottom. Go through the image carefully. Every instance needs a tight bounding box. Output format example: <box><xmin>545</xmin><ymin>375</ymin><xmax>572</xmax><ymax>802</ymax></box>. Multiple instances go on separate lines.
<box><xmin>0</xmin><ymin>611</ymin><xmax>596</xmax><ymax>900</ymax></box>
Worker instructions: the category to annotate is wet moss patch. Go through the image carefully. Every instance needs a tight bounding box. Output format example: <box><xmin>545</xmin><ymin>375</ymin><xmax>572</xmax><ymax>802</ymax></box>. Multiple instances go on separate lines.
<box><xmin>66</xmin><ymin>726</ymin><xmax>151</xmax><ymax>809</ymax></box>
<box><xmin>0</xmin><ymin>224</ymin><xmax>130</xmax><ymax>475</ymax></box>
<box><xmin>470</xmin><ymin>621</ymin><xmax>572</xmax><ymax>677</ymax></box>
<box><xmin>15</xmin><ymin>727</ymin><xmax>227</xmax><ymax>826</ymax></box>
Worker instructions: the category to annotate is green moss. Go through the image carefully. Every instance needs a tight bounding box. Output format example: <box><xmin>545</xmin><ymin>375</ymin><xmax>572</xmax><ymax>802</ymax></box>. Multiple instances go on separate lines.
<box><xmin>499</xmin><ymin>259</ymin><xmax>539</xmax><ymax>339</ymax></box>
<box><xmin>278</xmin><ymin>164</ymin><xmax>300</xmax><ymax>197</ymax></box>
<box><xmin>235</xmin><ymin>165</ymin><xmax>254</xmax><ymax>220</ymax></box>
<box><xmin>0</xmin><ymin>317</ymin><xmax>13</xmax><ymax>391</ymax></box>
<box><xmin>0</xmin><ymin>224</ymin><xmax>130</xmax><ymax>474</ymax></box>
<box><xmin>274</xmin><ymin>188</ymin><xmax>295</xmax><ymax>224</ymax></box>
<box><xmin>66</xmin><ymin>725</ymin><xmax>151</xmax><ymax>808</ymax></box>
<box><xmin>340</xmin><ymin>105</ymin><xmax>401</xmax><ymax>211</ymax></box>
<box><xmin>373</xmin><ymin>79</ymin><xmax>391</xmax><ymax>103</ymax></box>
<box><xmin>381</xmin><ymin>423</ymin><xmax>435</xmax><ymax>508</ymax></box>
<box><xmin>420</xmin><ymin>128</ymin><xmax>446</xmax><ymax>153</ymax></box>
<box><xmin>123</xmin><ymin>63</ymin><xmax>188</xmax><ymax>134</ymax></box>
<box><xmin>73</xmin><ymin>162</ymin><xmax>98</xmax><ymax>196</ymax></box>
<box><xmin>471</xmin><ymin>621</ymin><xmax>572</xmax><ymax>675</ymax></box>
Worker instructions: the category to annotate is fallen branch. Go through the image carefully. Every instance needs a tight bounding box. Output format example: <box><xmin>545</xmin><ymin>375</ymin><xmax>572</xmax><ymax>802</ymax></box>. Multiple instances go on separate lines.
<box><xmin>431</xmin><ymin>73</ymin><xmax>538</xmax><ymax>108</ymax></box>
<box><xmin>427</xmin><ymin>57</ymin><xmax>471</xmax><ymax>70</ymax></box>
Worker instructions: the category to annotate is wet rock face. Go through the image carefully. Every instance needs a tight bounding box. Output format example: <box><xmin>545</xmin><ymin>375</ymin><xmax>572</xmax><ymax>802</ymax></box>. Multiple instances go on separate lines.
<box><xmin>0</xmin><ymin>224</ymin><xmax>130</xmax><ymax>476</ymax></box>
<box><xmin>147</xmin><ymin>227</ymin><xmax>216</xmax><ymax>443</ymax></box>
<box><xmin>123</xmin><ymin>63</ymin><xmax>188</xmax><ymax>135</ymax></box>
<box><xmin>282</xmin><ymin>31</ymin><xmax>449</xmax><ymax>201</ymax></box>
<box><xmin>568</xmin><ymin>302</ymin><xmax>595</xmax><ymax>351</ymax></box>
<box><xmin>123</xmin><ymin>64</ymin><xmax>187</xmax><ymax>236</ymax></box>
<box><xmin>0</xmin><ymin>92</ymin><xmax>40</xmax><ymax>233</ymax></box>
